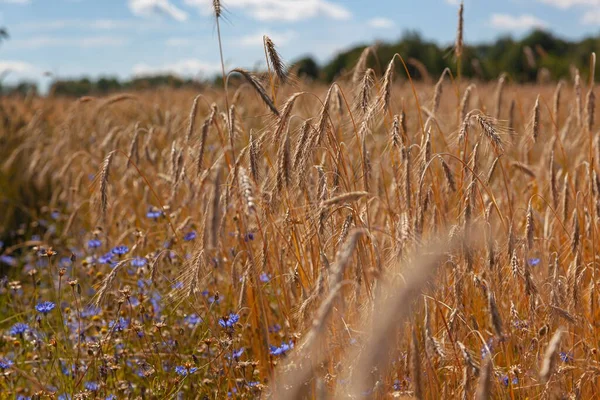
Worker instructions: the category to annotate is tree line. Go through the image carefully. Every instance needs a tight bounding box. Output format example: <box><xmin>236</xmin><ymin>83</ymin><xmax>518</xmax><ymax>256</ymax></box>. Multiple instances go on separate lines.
<box><xmin>1</xmin><ymin>29</ymin><xmax>599</xmax><ymax>96</ymax></box>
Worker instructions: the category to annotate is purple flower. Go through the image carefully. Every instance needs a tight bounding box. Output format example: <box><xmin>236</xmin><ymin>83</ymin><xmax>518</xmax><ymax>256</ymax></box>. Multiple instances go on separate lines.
<box><xmin>98</xmin><ymin>252</ymin><xmax>114</xmax><ymax>264</ymax></box>
<box><xmin>59</xmin><ymin>257</ymin><xmax>72</xmax><ymax>268</ymax></box>
<box><xmin>36</xmin><ymin>301</ymin><xmax>56</xmax><ymax>314</ymax></box>
<box><xmin>109</xmin><ymin>317</ymin><xmax>129</xmax><ymax>332</ymax></box>
<box><xmin>146</xmin><ymin>208</ymin><xmax>163</xmax><ymax>219</ymax></box>
<box><xmin>560</xmin><ymin>352</ymin><xmax>574</xmax><ymax>363</ymax></box>
<box><xmin>0</xmin><ymin>358</ymin><xmax>13</xmax><ymax>369</ymax></box>
<box><xmin>481</xmin><ymin>339</ymin><xmax>493</xmax><ymax>359</ymax></box>
<box><xmin>172</xmin><ymin>281</ymin><xmax>184</xmax><ymax>290</ymax></box>
<box><xmin>183</xmin><ymin>231</ymin><xmax>197</xmax><ymax>241</ymax></box>
<box><xmin>84</xmin><ymin>381</ymin><xmax>99</xmax><ymax>391</ymax></box>
<box><xmin>88</xmin><ymin>239</ymin><xmax>102</xmax><ymax>249</ymax></box>
<box><xmin>111</xmin><ymin>245</ymin><xmax>129</xmax><ymax>256</ymax></box>
<box><xmin>528</xmin><ymin>258</ymin><xmax>541</xmax><ymax>266</ymax></box>
<box><xmin>0</xmin><ymin>255</ymin><xmax>16</xmax><ymax>267</ymax></box>
<box><xmin>175</xmin><ymin>365</ymin><xmax>198</xmax><ymax>376</ymax></box>
<box><xmin>244</xmin><ymin>232</ymin><xmax>255</xmax><ymax>241</ymax></box>
<box><xmin>260</xmin><ymin>272</ymin><xmax>271</xmax><ymax>283</ymax></box>
<box><xmin>218</xmin><ymin>313</ymin><xmax>240</xmax><ymax>329</ymax></box>
<box><xmin>229</xmin><ymin>348</ymin><xmax>244</xmax><ymax>360</ymax></box>
<box><xmin>131</xmin><ymin>257</ymin><xmax>147</xmax><ymax>268</ymax></box>
<box><xmin>81</xmin><ymin>305</ymin><xmax>101</xmax><ymax>318</ymax></box>
<box><xmin>501</xmin><ymin>375</ymin><xmax>518</xmax><ymax>386</ymax></box>
<box><xmin>9</xmin><ymin>323</ymin><xmax>29</xmax><ymax>335</ymax></box>
<box><xmin>184</xmin><ymin>314</ymin><xmax>201</xmax><ymax>327</ymax></box>
<box><xmin>270</xmin><ymin>341</ymin><xmax>294</xmax><ymax>356</ymax></box>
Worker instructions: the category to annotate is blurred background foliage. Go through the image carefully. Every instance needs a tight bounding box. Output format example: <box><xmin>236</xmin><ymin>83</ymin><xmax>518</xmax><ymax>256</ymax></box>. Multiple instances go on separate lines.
<box><xmin>0</xmin><ymin>29</ymin><xmax>599</xmax><ymax>96</ymax></box>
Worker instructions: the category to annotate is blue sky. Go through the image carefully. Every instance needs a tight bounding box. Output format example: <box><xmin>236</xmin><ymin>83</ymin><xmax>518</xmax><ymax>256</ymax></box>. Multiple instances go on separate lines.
<box><xmin>1</xmin><ymin>0</ymin><xmax>600</xmax><ymax>88</ymax></box>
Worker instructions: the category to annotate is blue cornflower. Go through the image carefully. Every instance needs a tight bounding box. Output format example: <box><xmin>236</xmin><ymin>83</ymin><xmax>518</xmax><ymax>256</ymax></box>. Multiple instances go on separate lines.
<box><xmin>111</xmin><ymin>245</ymin><xmax>129</xmax><ymax>256</ymax></box>
<box><xmin>501</xmin><ymin>375</ymin><xmax>518</xmax><ymax>386</ymax></box>
<box><xmin>146</xmin><ymin>208</ymin><xmax>163</xmax><ymax>219</ymax></box>
<box><xmin>528</xmin><ymin>258</ymin><xmax>541</xmax><ymax>266</ymax></box>
<box><xmin>183</xmin><ymin>231</ymin><xmax>197</xmax><ymax>241</ymax></box>
<box><xmin>88</xmin><ymin>239</ymin><xmax>102</xmax><ymax>249</ymax></box>
<box><xmin>481</xmin><ymin>340</ymin><xmax>493</xmax><ymax>359</ymax></box>
<box><xmin>9</xmin><ymin>323</ymin><xmax>29</xmax><ymax>335</ymax></box>
<box><xmin>218</xmin><ymin>313</ymin><xmax>240</xmax><ymax>329</ymax></box>
<box><xmin>244</xmin><ymin>232</ymin><xmax>255</xmax><ymax>241</ymax></box>
<box><xmin>269</xmin><ymin>324</ymin><xmax>281</xmax><ymax>333</ymax></box>
<box><xmin>0</xmin><ymin>255</ymin><xmax>16</xmax><ymax>267</ymax></box>
<box><xmin>270</xmin><ymin>341</ymin><xmax>294</xmax><ymax>356</ymax></box>
<box><xmin>172</xmin><ymin>281</ymin><xmax>184</xmax><ymax>290</ymax></box>
<box><xmin>36</xmin><ymin>301</ymin><xmax>56</xmax><ymax>314</ymax></box>
<box><xmin>109</xmin><ymin>317</ymin><xmax>129</xmax><ymax>332</ymax></box>
<box><xmin>229</xmin><ymin>348</ymin><xmax>244</xmax><ymax>360</ymax></box>
<box><xmin>84</xmin><ymin>381</ymin><xmax>100</xmax><ymax>391</ymax></box>
<box><xmin>60</xmin><ymin>361</ymin><xmax>73</xmax><ymax>376</ymax></box>
<box><xmin>137</xmin><ymin>278</ymin><xmax>152</xmax><ymax>289</ymax></box>
<box><xmin>131</xmin><ymin>257</ymin><xmax>147</xmax><ymax>268</ymax></box>
<box><xmin>247</xmin><ymin>381</ymin><xmax>259</xmax><ymax>387</ymax></box>
<box><xmin>98</xmin><ymin>252</ymin><xmax>114</xmax><ymax>264</ymax></box>
<box><xmin>560</xmin><ymin>352</ymin><xmax>574</xmax><ymax>363</ymax></box>
<box><xmin>175</xmin><ymin>365</ymin><xmax>198</xmax><ymax>376</ymax></box>
<box><xmin>184</xmin><ymin>314</ymin><xmax>202</xmax><ymax>327</ymax></box>
<box><xmin>51</xmin><ymin>210</ymin><xmax>61</xmax><ymax>220</ymax></box>
<box><xmin>150</xmin><ymin>292</ymin><xmax>162</xmax><ymax>315</ymax></box>
<box><xmin>105</xmin><ymin>395</ymin><xmax>117</xmax><ymax>400</ymax></box>
<box><xmin>16</xmin><ymin>396</ymin><xmax>31</xmax><ymax>400</ymax></box>
<box><xmin>260</xmin><ymin>272</ymin><xmax>271</xmax><ymax>283</ymax></box>
<box><xmin>0</xmin><ymin>358</ymin><xmax>13</xmax><ymax>369</ymax></box>
<box><xmin>513</xmin><ymin>319</ymin><xmax>528</xmax><ymax>329</ymax></box>
<box><xmin>59</xmin><ymin>257</ymin><xmax>72</xmax><ymax>268</ymax></box>
<box><xmin>81</xmin><ymin>305</ymin><xmax>101</xmax><ymax>318</ymax></box>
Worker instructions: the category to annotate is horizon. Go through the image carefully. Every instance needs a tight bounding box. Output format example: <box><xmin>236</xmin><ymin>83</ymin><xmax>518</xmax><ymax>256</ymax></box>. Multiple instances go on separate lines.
<box><xmin>1</xmin><ymin>0</ymin><xmax>600</xmax><ymax>90</ymax></box>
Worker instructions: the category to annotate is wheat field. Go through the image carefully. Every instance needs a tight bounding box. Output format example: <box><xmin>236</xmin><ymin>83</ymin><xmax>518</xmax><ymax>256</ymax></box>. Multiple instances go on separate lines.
<box><xmin>1</xmin><ymin>2</ymin><xmax>599</xmax><ymax>399</ymax></box>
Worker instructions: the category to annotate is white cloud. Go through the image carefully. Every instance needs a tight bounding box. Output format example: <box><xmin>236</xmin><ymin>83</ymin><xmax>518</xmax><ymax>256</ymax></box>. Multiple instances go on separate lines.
<box><xmin>582</xmin><ymin>8</ymin><xmax>600</xmax><ymax>23</ymax></box>
<box><xmin>10</xmin><ymin>36</ymin><xmax>128</xmax><ymax>49</ymax></box>
<box><xmin>0</xmin><ymin>0</ymin><xmax>31</xmax><ymax>4</ymax></box>
<box><xmin>0</xmin><ymin>61</ymin><xmax>40</xmax><ymax>80</ymax></box>
<box><xmin>165</xmin><ymin>37</ymin><xmax>196</xmax><ymax>47</ymax></box>
<box><xmin>0</xmin><ymin>60</ymin><xmax>38</xmax><ymax>75</ymax></box>
<box><xmin>490</xmin><ymin>14</ymin><xmax>548</xmax><ymax>30</ymax></box>
<box><xmin>367</xmin><ymin>17</ymin><xmax>395</xmax><ymax>29</ymax></box>
<box><xmin>128</xmin><ymin>0</ymin><xmax>188</xmax><ymax>21</ymax></box>
<box><xmin>132</xmin><ymin>59</ymin><xmax>221</xmax><ymax>77</ymax></box>
<box><xmin>90</xmin><ymin>19</ymin><xmax>135</xmax><ymax>29</ymax></box>
<box><xmin>444</xmin><ymin>0</ymin><xmax>462</xmax><ymax>5</ymax></box>
<box><xmin>537</xmin><ymin>0</ymin><xmax>600</xmax><ymax>8</ymax></box>
<box><xmin>237</xmin><ymin>30</ymin><xmax>296</xmax><ymax>47</ymax></box>
<box><xmin>19</xmin><ymin>19</ymin><xmax>144</xmax><ymax>31</ymax></box>
<box><xmin>184</xmin><ymin>0</ymin><xmax>351</xmax><ymax>22</ymax></box>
